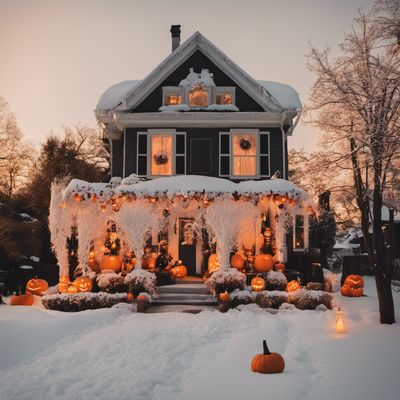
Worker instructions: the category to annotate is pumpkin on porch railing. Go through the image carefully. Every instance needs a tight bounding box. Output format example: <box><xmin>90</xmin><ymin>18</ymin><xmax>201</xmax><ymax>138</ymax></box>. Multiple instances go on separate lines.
<box><xmin>100</xmin><ymin>255</ymin><xmax>122</xmax><ymax>272</ymax></box>
<box><xmin>251</xmin><ymin>276</ymin><xmax>266</xmax><ymax>292</ymax></box>
<box><xmin>286</xmin><ymin>280</ymin><xmax>301</xmax><ymax>292</ymax></box>
<box><xmin>26</xmin><ymin>278</ymin><xmax>48</xmax><ymax>296</ymax></box>
<box><xmin>254</xmin><ymin>254</ymin><xmax>274</xmax><ymax>273</ymax></box>
<box><xmin>208</xmin><ymin>253</ymin><xmax>220</xmax><ymax>273</ymax></box>
<box><xmin>251</xmin><ymin>340</ymin><xmax>285</xmax><ymax>374</ymax></box>
<box><xmin>171</xmin><ymin>263</ymin><xmax>187</xmax><ymax>279</ymax></box>
<box><xmin>231</xmin><ymin>253</ymin><xmax>245</xmax><ymax>270</ymax></box>
<box><xmin>73</xmin><ymin>276</ymin><xmax>93</xmax><ymax>292</ymax></box>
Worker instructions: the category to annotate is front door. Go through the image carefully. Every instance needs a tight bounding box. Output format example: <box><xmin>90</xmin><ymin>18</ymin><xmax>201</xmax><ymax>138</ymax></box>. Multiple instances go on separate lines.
<box><xmin>178</xmin><ymin>217</ymin><xmax>196</xmax><ymax>275</ymax></box>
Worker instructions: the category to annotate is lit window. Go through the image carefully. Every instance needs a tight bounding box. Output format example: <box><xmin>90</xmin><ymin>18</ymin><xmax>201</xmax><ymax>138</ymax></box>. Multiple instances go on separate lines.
<box><xmin>294</xmin><ymin>215</ymin><xmax>304</xmax><ymax>249</ymax></box>
<box><xmin>189</xmin><ymin>85</ymin><xmax>208</xmax><ymax>107</ymax></box>
<box><xmin>216</xmin><ymin>94</ymin><xmax>233</xmax><ymax>105</ymax></box>
<box><xmin>232</xmin><ymin>133</ymin><xmax>257</xmax><ymax>176</ymax></box>
<box><xmin>151</xmin><ymin>135</ymin><xmax>173</xmax><ymax>176</ymax></box>
<box><xmin>164</xmin><ymin>95</ymin><xmax>183</xmax><ymax>106</ymax></box>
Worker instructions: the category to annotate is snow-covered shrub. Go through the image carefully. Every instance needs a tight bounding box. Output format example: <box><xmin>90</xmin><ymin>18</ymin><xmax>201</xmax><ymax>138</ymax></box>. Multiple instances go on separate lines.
<box><xmin>229</xmin><ymin>289</ymin><xmax>256</xmax><ymax>307</ymax></box>
<box><xmin>306</xmin><ymin>282</ymin><xmax>324</xmax><ymax>291</ymax></box>
<box><xmin>42</xmin><ymin>292</ymin><xmax>128</xmax><ymax>312</ymax></box>
<box><xmin>120</xmin><ymin>174</ymin><xmax>144</xmax><ymax>186</ymax></box>
<box><xmin>205</xmin><ymin>269</ymin><xmax>246</xmax><ymax>294</ymax></box>
<box><xmin>288</xmin><ymin>289</ymin><xmax>333</xmax><ymax>310</ymax></box>
<box><xmin>260</xmin><ymin>270</ymin><xmax>287</xmax><ymax>291</ymax></box>
<box><xmin>125</xmin><ymin>270</ymin><xmax>157</xmax><ymax>296</ymax></box>
<box><xmin>255</xmin><ymin>291</ymin><xmax>288</xmax><ymax>309</ymax></box>
<box><xmin>279</xmin><ymin>302</ymin><xmax>296</xmax><ymax>311</ymax></box>
<box><xmin>323</xmin><ymin>268</ymin><xmax>340</xmax><ymax>292</ymax></box>
<box><xmin>97</xmin><ymin>272</ymin><xmax>127</xmax><ymax>293</ymax></box>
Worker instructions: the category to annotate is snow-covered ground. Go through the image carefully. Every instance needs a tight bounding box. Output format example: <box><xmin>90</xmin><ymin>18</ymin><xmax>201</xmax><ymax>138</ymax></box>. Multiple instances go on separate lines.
<box><xmin>0</xmin><ymin>277</ymin><xmax>399</xmax><ymax>400</ymax></box>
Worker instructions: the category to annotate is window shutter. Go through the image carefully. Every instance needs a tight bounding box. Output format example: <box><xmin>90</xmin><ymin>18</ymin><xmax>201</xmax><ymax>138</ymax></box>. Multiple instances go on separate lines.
<box><xmin>219</xmin><ymin>132</ymin><xmax>230</xmax><ymax>177</ymax></box>
<box><xmin>175</xmin><ymin>133</ymin><xmax>186</xmax><ymax>175</ymax></box>
<box><xmin>137</xmin><ymin>133</ymin><xmax>147</xmax><ymax>176</ymax></box>
<box><xmin>259</xmin><ymin>131</ymin><xmax>270</xmax><ymax>177</ymax></box>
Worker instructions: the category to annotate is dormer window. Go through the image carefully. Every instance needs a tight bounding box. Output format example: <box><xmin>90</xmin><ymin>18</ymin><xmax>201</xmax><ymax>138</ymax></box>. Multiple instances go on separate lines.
<box><xmin>216</xmin><ymin>94</ymin><xmax>233</xmax><ymax>105</ymax></box>
<box><xmin>188</xmin><ymin>85</ymin><xmax>209</xmax><ymax>107</ymax></box>
<box><xmin>163</xmin><ymin>87</ymin><xmax>184</xmax><ymax>106</ymax></box>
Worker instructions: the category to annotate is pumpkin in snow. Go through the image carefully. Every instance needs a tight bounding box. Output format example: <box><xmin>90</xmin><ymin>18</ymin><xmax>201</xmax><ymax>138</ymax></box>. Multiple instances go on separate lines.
<box><xmin>11</xmin><ymin>292</ymin><xmax>34</xmax><ymax>306</ymax></box>
<box><xmin>251</xmin><ymin>340</ymin><xmax>285</xmax><ymax>374</ymax></box>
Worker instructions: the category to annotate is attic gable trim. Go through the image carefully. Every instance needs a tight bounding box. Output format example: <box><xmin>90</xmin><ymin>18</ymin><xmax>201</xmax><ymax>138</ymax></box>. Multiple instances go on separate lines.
<box><xmin>120</xmin><ymin>32</ymin><xmax>282</xmax><ymax>113</ymax></box>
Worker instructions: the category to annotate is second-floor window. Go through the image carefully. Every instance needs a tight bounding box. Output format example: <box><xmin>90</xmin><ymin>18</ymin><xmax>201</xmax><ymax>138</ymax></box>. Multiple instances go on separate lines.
<box><xmin>232</xmin><ymin>132</ymin><xmax>257</xmax><ymax>177</ymax></box>
<box><xmin>188</xmin><ymin>85</ymin><xmax>209</xmax><ymax>107</ymax></box>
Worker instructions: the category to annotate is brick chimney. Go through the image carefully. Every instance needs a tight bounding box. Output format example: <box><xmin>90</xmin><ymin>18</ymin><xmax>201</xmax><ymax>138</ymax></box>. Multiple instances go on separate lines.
<box><xmin>170</xmin><ymin>25</ymin><xmax>181</xmax><ymax>52</ymax></box>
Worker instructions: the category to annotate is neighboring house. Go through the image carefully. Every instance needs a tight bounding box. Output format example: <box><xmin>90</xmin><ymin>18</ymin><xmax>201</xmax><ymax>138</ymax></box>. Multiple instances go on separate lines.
<box><xmin>50</xmin><ymin>27</ymin><xmax>309</xmax><ymax>277</ymax></box>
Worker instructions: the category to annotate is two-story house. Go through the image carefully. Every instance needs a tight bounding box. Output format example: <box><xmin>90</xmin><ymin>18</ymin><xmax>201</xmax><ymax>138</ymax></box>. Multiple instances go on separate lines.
<box><xmin>51</xmin><ymin>27</ymin><xmax>310</xmax><ymax>279</ymax></box>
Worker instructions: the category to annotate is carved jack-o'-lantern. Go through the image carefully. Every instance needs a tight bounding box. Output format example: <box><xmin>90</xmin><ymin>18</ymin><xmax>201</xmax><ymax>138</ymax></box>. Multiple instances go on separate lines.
<box><xmin>231</xmin><ymin>253</ymin><xmax>245</xmax><ymax>270</ymax></box>
<box><xmin>254</xmin><ymin>254</ymin><xmax>274</xmax><ymax>273</ymax></box>
<box><xmin>341</xmin><ymin>274</ymin><xmax>364</xmax><ymax>297</ymax></box>
<box><xmin>26</xmin><ymin>278</ymin><xmax>48</xmax><ymax>296</ymax></box>
<box><xmin>286</xmin><ymin>280</ymin><xmax>301</xmax><ymax>292</ymax></box>
<box><xmin>208</xmin><ymin>253</ymin><xmax>220</xmax><ymax>273</ymax></box>
<box><xmin>251</xmin><ymin>276</ymin><xmax>266</xmax><ymax>292</ymax></box>
<box><xmin>67</xmin><ymin>285</ymin><xmax>79</xmax><ymax>294</ymax></box>
<box><xmin>171</xmin><ymin>264</ymin><xmax>187</xmax><ymax>279</ymax></box>
<box><xmin>73</xmin><ymin>276</ymin><xmax>93</xmax><ymax>292</ymax></box>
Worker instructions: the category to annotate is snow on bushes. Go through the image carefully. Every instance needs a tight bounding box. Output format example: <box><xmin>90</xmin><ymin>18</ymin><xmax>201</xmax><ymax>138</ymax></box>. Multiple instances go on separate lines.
<box><xmin>206</xmin><ymin>269</ymin><xmax>246</xmax><ymax>294</ymax></box>
<box><xmin>260</xmin><ymin>270</ymin><xmax>287</xmax><ymax>291</ymax></box>
<box><xmin>124</xmin><ymin>269</ymin><xmax>157</xmax><ymax>296</ymax></box>
<box><xmin>323</xmin><ymin>268</ymin><xmax>340</xmax><ymax>292</ymax></box>
<box><xmin>255</xmin><ymin>291</ymin><xmax>288</xmax><ymax>309</ymax></box>
<box><xmin>288</xmin><ymin>289</ymin><xmax>333</xmax><ymax>310</ymax></box>
<box><xmin>42</xmin><ymin>292</ymin><xmax>128</xmax><ymax>312</ymax></box>
<box><xmin>97</xmin><ymin>272</ymin><xmax>127</xmax><ymax>293</ymax></box>
<box><xmin>229</xmin><ymin>289</ymin><xmax>256</xmax><ymax>307</ymax></box>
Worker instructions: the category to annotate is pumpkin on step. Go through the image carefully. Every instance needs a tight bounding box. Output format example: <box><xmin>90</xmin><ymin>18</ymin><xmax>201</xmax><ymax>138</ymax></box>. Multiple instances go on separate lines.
<box><xmin>11</xmin><ymin>292</ymin><xmax>34</xmax><ymax>306</ymax></box>
<box><xmin>230</xmin><ymin>253</ymin><xmax>245</xmax><ymax>270</ymax></box>
<box><xmin>171</xmin><ymin>264</ymin><xmax>187</xmax><ymax>279</ymax></box>
<box><xmin>251</xmin><ymin>340</ymin><xmax>285</xmax><ymax>374</ymax></box>
<box><xmin>26</xmin><ymin>278</ymin><xmax>48</xmax><ymax>296</ymax></box>
<box><xmin>254</xmin><ymin>254</ymin><xmax>274</xmax><ymax>273</ymax></box>
<box><xmin>251</xmin><ymin>276</ymin><xmax>266</xmax><ymax>292</ymax></box>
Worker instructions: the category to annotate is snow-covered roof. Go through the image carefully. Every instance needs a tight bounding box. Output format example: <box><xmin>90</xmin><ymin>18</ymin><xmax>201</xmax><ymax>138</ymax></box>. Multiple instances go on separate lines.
<box><xmin>257</xmin><ymin>80</ymin><xmax>301</xmax><ymax>110</ymax></box>
<box><xmin>97</xmin><ymin>80</ymin><xmax>140</xmax><ymax>111</ymax></box>
<box><xmin>63</xmin><ymin>175</ymin><xmax>309</xmax><ymax>202</ymax></box>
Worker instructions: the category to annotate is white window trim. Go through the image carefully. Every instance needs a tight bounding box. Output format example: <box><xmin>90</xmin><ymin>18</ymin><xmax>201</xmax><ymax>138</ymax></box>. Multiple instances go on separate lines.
<box><xmin>259</xmin><ymin>131</ymin><xmax>271</xmax><ymax>178</ymax></box>
<box><xmin>143</xmin><ymin>129</ymin><xmax>186</xmax><ymax>179</ymax></box>
<box><xmin>230</xmin><ymin>128</ymin><xmax>260</xmax><ymax>179</ymax></box>
<box><xmin>212</xmin><ymin>86</ymin><xmax>236</xmax><ymax>105</ymax></box>
<box><xmin>293</xmin><ymin>214</ymin><xmax>305</xmax><ymax>251</ymax></box>
<box><xmin>162</xmin><ymin>87</ymin><xmax>184</xmax><ymax>106</ymax></box>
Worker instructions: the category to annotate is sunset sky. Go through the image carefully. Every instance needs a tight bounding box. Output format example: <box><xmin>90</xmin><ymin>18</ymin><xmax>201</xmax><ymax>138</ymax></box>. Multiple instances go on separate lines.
<box><xmin>0</xmin><ymin>0</ymin><xmax>373</xmax><ymax>151</ymax></box>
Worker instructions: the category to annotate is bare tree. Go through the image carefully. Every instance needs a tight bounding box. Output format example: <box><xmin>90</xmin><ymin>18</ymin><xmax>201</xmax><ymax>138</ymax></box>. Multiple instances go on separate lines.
<box><xmin>306</xmin><ymin>8</ymin><xmax>400</xmax><ymax>323</ymax></box>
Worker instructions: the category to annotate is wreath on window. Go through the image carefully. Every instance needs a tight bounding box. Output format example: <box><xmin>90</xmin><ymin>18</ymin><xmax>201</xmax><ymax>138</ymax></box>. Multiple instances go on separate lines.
<box><xmin>153</xmin><ymin>152</ymin><xmax>169</xmax><ymax>166</ymax></box>
<box><xmin>239</xmin><ymin>138</ymin><xmax>252</xmax><ymax>151</ymax></box>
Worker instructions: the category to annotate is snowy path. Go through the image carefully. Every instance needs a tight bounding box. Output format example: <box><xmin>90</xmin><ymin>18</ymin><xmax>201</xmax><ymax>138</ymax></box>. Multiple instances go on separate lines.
<box><xmin>1</xmin><ymin>277</ymin><xmax>399</xmax><ymax>400</ymax></box>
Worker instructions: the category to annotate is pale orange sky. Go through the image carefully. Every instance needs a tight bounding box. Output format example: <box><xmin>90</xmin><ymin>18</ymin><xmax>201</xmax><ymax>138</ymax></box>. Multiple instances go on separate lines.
<box><xmin>0</xmin><ymin>0</ymin><xmax>373</xmax><ymax>151</ymax></box>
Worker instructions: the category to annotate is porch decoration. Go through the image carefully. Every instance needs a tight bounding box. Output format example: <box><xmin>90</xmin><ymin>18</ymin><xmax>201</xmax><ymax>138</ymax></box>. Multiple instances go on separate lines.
<box><xmin>171</xmin><ymin>262</ymin><xmax>187</xmax><ymax>278</ymax></box>
<box><xmin>73</xmin><ymin>276</ymin><xmax>93</xmax><ymax>292</ymax></box>
<box><xmin>254</xmin><ymin>253</ymin><xmax>274</xmax><ymax>273</ymax></box>
<box><xmin>251</xmin><ymin>340</ymin><xmax>285</xmax><ymax>374</ymax></box>
<box><xmin>153</xmin><ymin>151</ymin><xmax>169</xmax><ymax>166</ymax></box>
<box><xmin>26</xmin><ymin>278</ymin><xmax>48</xmax><ymax>296</ymax></box>
<box><xmin>100</xmin><ymin>255</ymin><xmax>123</xmax><ymax>272</ymax></box>
<box><xmin>68</xmin><ymin>286</ymin><xmax>79</xmax><ymax>294</ymax></box>
<box><xmin>239</xmin><ymin>137</ymin><xmax>252</xmax><ymax>151</ymax></box>
<box><xmin>286</xmin><ymin>280</ymin><xmax>301</xmax><ymax>292</ymax></box>
<box><xmin>230</xmin><ymin>253</ymin><xmax>245</xmax><ymax>270</ymax></box>
<box><xmin>208</xmin><ymin>253</ymin><xmax>220</xmax><ymax>273</ymax></box>
<box><xmin>58</xmin><ymin>276</ymin><xmax>71</xmax><ymax>293</ymax></box>
<box><xmin>251</xmin><ymin>276</ymin><xmax>266</xmax><ymax>292</ymax></box>
<box><xmin>336</xmin><ymin>307</ymin><xmax>345</xmax><ymax>333</ymax></box>
<box><xmin>88</xmin><ymin>250</ymin><xmax>100</xmax><ymax>273</ymax></box>
<box><xmin>341</xmin><ymin>274</ymin><xmax>364</xmax><ymax>297</ymax></box>
<box><xmin>11</xmin><ymin>291</ymin><xmax>34</xmax><ymax>306</ymax></box>
<box><xmin>275</xmin><ymin>262</ymin><xmax>285</xmax><ymax>273</ymax></box>
<box><xmin>219</xmin><ymin>290</ymin><xmax>230</xmax><ymax>303</ymax></box>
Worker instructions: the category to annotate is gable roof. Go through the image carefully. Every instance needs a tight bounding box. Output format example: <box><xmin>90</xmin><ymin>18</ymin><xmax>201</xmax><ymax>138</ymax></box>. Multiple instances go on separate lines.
<box><xmin>96</xmin><ymin>32</ymin><xmax>301</xmax><ymax>113</ymax></box>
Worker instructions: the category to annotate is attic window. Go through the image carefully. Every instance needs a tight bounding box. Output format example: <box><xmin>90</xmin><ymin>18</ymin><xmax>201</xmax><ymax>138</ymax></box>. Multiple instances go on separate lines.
<box><xmin>164</xmin><ymin>94</ymin><xmax>183</xmax><ymax>106</ymax></box>
<box><xmin>188</xmin><ymin>85</ymin><xmax>209</xmax><ymax>107</ymax></box>
<box><xmin>216</xmin><ymin>94</ymin><xmax>233</xmax><ymax>105</ymax></box>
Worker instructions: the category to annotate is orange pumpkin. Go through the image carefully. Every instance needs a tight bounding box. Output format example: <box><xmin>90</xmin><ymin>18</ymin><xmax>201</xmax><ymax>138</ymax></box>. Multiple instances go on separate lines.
<box><xmin>275</xmin><ymin>262</ymin><xmax>285</xmax><ymax>273</ymax></box>
<box><xmin>251</xmin><ymin>276</ymin><xmax>266</xmax><ymax>292</ymax></box>
<box><xmin>341</xmin><ymin>283</ymin><xmax>363</xmax><ymax>297</ymax></box>
<box><xmin>231</xmin><ymin>253</ymin><xmax>245</xmax><ymax>270</ymax></box>
<box><xmin>11</xmin><ymin>292</ymin><xmax>34</xmax><ymax>306</ymax></box>
<box><xmin>26</xmin><ymin>278</ymin><xmax>48</xmax><ymax>296</ymax></box>
<box><xmin>74</xmin><ymin>276</ymin><xmax>93</xmax><ymax>292</ymax></box>
<box><xmin>142</xmin><ymin>253</ymin><xmax>157</xmax><ymax>270</ymax></box>
<box><xmin>219</xmin><ymin>291</ymin><xmax>230</xmax><ymax>303</ymax></box>
<box><xmin>254</xmin><ymin>254</ymin><xmax>274</xmax><ymax>273</ymax></box>
<box><xmin>100</xmin><ymin>255</ymin><xmax>122</xmax><ymax>272</ymax></box>
<box><xmin>73</xmin><ymin>193</ymin><xmax>82</xmax><ymax>202</ymax></box>
<box><xmin>67</xmin><ymin>285</ymin><xmax>79</xmax><ymax>294</ymax></box>
<box><xmin>88</xmin><ymin>251</ymin><xmax>100</xmax><ymax>273</ymax></box>
<box><xmin>171</xmin><ymin>265</ymin><xmax>187</xmax><ymax>279</ymax></box>
<box><xmin>127</xmin><ymin>293</ymin><xmax>135</xmax><ymax>303</ymax></box>
<box><xmin>251</xmin><ymin>340</ymin><xmax>285</xmax><ymax>374</ymax></box>
<box><xmin>344</xmin><ymin>274</ymin><xmax>364</xmax><ymax>289</ymax></box>
<box><xmin>125</xmin><ymin>257</ymin><xmax>136</xmax><ymax>273</ymax></box>
<box><xmin>286</xmin><ymin>280</ymin><xmax>301</xmax><ymax>292</ymax></box>
<box><xmin>208</xmin><ymin>253</ymin><xmax>220</xmax><ymax>273</ymax></box>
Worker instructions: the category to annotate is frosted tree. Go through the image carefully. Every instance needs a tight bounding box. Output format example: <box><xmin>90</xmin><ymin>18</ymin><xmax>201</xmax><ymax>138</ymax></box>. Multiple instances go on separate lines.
<box><xmin>205</xmin><ymin>200</ymin><xmax>258</xmax><ymax>270</ymax></box>
<box><xmin>49</xmin><ymin>179</ymin><xmax>74</xmax><ymax>277</ymax></box>
<box><xmin>115</xmin><ymin>200</ymin><xmax>160</xmax><ymax>270</ymax></box>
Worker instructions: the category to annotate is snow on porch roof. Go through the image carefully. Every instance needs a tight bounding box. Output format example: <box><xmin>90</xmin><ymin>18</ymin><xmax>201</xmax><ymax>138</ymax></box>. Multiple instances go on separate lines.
<box><xmin>64</xmin><ymin>175</ymin><xmax>308</xmax><ymax>201</ymax></box>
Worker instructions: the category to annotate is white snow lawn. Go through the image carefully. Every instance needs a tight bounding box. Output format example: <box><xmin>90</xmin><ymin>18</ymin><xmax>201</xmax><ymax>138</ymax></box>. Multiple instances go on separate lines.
<box><xmin>1</xmin><ymin>277</ymin><xmax>399</xmax><ymax>400</ymax></box>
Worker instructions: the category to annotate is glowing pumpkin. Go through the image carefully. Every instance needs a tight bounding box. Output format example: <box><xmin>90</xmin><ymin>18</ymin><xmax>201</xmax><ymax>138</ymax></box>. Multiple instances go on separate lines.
<box><xmin>26</xmin><ymin>278</ymin><xmax>48</xmax><ymax>296</ymax></box>
<box><xmin>344</xmin><ymin>274</ymin><xmax>364</xmax><ymax>289</ymax></box>
<box><xmin>67</xmin><ymin>285</ymin><xmax>79</xmax><ymax>294</ymax></box>
<box><xmin>88</xmin><ymin>251</ymin><xmax>100</xmax><ymax>273</ymax></box>
<box><xmin>73</xmin><ymin>276</ymin><xmax>93</xmax><ymax>292</ymax></box>
<box><xmin>251</xmin><ymin>340</ymin><xmax>285</xmax><ymax>374</ymax></box>
<box><xmin>11</xmin><ymin>292</ymin><xmax>34</xmax><ymax>306</ymax></box>
<box><xmin>219</xmin><ymin>291</ymin><xmax>230</xmax><ymax>303</ymax></box>
<box><xmin>100</xmin><ymin>255</ymin><xmax>122</xmax><ymax>272</ymax></box>
<box><xmin>231</xmin><ymin>253</ymin><xmax>245</xmax><ymax>270</ymax></box>
<box><xmin>171</xmin><ymin>265</ymin><xmax>187</xmax><ymax>279</ymax></box>
<box><xmin>286</xmin><ymin>280</ymin><xmax>301</xmax><ymax>292</ymax></box>
<box><xmin>341</xmin><ymin>283</ymin><xmax>363</xmax><ymax>297</ymax></box>
<box><xmin>275</xmin><ymin>262</ymin><xmax>285</xmax><ymax>274</ymax></box>
<box><xmin>254</xmin><ymin>254</ymin><xmax>274</xmax><ymax>273</ymax></box>
<box><xmin>208</xmin><ymin>253</ymin><xmax>220</xmax><ymax>273</ymax></box>
<box><xmin>251</xmin><ymin>276</ymin><xmax>266</xmax><ymax>292</ymax></box>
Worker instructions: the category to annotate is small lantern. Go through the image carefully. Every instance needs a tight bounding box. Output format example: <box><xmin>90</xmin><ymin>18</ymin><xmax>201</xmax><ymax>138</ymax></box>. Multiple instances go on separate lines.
<box><xmin>336</xmin><ymin>307</ymin><xmax>345</xmax><ymax>334</ymax></box>
<box><xmin>251</xmin><ymin>276</ymin><xmax>266</xmax><ymax>292</ymax></box>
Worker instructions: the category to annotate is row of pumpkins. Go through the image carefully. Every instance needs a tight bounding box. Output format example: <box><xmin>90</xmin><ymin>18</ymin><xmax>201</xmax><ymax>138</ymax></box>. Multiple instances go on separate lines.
<box><xmin>209</xmin><ymin>253</ymin><xmax>283</xmax><ymax>274</ymax></box>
